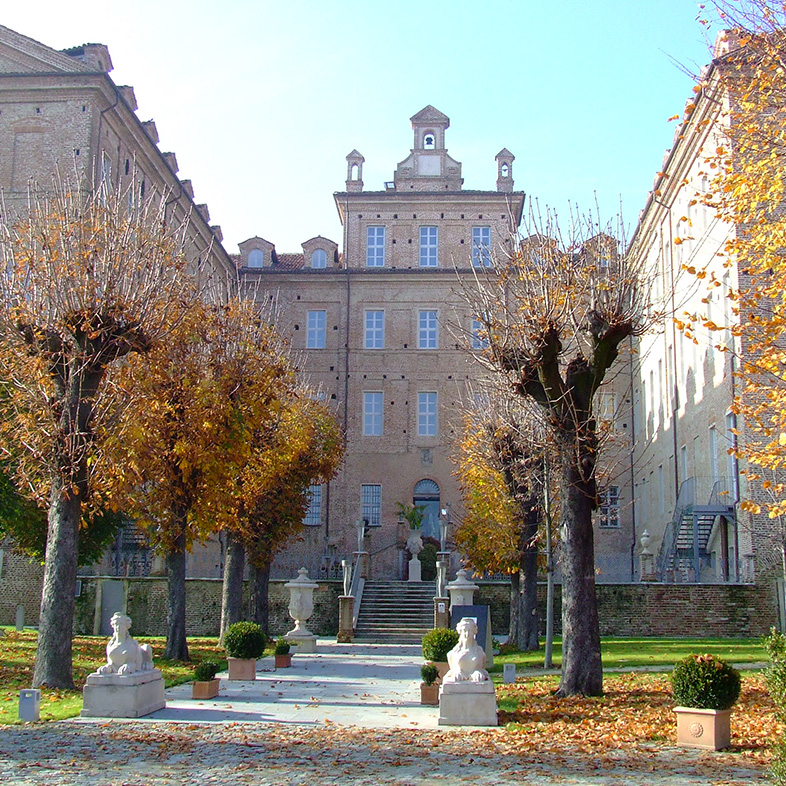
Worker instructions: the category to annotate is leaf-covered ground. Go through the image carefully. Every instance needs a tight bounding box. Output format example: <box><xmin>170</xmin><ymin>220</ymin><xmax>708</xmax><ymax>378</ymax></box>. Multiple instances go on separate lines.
<box><xmin>498</xmin><ymin>672</ymin><xmax>777</xmax><ymax>765</ymax></box>
<box><xmin>0</xmin><ymin>628</ymin><xmax>228</xmax><ymax>723</ymax></box>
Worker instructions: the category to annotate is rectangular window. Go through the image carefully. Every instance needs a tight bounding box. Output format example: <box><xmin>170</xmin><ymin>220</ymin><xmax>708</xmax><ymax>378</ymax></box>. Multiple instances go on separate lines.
<box><xmin>363</xmin><ymin>391</ymin><xmax>383</xmax><ymax>436</ymax></box>
<box><xmin>599</xmin><ymin>485</ymin><xmax>620</xmax><ymax>528</ymax></box>
<box><xmin>420</xmin><ymin>226</ymin><xmax>438</xmax><ymax>267</ymax></box>
<box><xmin>471</xmin><ymin>226</ymin><xmax>491</xmax><ymax>267</ymax></box>
<box><xmin>726</xmin><ymin>412</ymin><xmax>739</xmax><ymax>502</ymax></box>
<box><xmin>306</xmin><ymin>310</ymin><xmax>326</xmax><ymax>349</ymax></box>
<box><xmin>366</xmin><ymin>226</ymin><xmax>385</xmax><ymax>267</ymax></box>
<box><xmin>418</xmin><ymin>391</ymin><xmax>438</xmax><ymax>437</ymax></box>
<box><xmin>471</xmin><ymin>318</ymin><xmax>488</xmax><ymax>350</ymax></box>
<box><xmin>304</xmin><ymin>484</ymin><xmax>322</xmax><ymax>526</ymax></box>
<box><xmin>361</xmin><ymin>484</ymin><xmax>381</xmax><ymax>527</ymax></box>
<box><xmin>709</xmin><ymin>425</ymin><xmax>719</xmax><ymax>482</ymax></box>
<box><xmin>658</xmin><ymin>464</ymin><xmax>665</xmax><ymax>515</ymax></box>
<box><xmin>364</xmin><ymin>310</ymin><xmax>385</xmax><ymax>349</ymax></box>
<box><xmin>418</xmin><ymin>310</ymin><xmax>438</xmax><ymax>349</ymax></box>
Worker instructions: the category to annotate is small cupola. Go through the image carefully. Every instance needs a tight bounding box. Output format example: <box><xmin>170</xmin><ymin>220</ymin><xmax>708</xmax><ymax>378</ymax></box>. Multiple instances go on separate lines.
<box><xmin>346</xmin><ymin>150</ymin><xmax>365</xmax><ymax>193</ymax></box>
<box><xmin>495</xmin><ymin>148</ymin><xmax>515</xmax><ymax>193</ymax></box>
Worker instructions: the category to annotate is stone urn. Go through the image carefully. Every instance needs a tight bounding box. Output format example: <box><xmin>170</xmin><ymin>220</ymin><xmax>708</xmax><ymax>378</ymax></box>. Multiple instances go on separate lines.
<box><xmin>447</xmin><ymin>569</ymin><xmax>479</xmax><ymax>608</ymax></box>
<box><xmin>407</xmin><ymin>530</ymin><xmax>424</xmax><ymax>582</ymax></box>
<box><xmin>285</xmin><ymin>568</ymin><xmax>319</xmax><ymax>653</ymax></box>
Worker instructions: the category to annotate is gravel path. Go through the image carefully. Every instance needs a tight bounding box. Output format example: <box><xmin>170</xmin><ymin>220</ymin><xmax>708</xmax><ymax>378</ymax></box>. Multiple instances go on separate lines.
<box><xmin>0</xmin><ymin>722</ymin><xmax>769</xmax><ymax>785</ymax></box>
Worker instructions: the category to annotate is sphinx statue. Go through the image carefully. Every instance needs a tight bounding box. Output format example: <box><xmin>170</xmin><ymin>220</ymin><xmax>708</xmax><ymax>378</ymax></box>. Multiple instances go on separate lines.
<box><xmin>443</xmin><ymin>617</ymin><xmax>490</xmax><ymax>684</ymax></box>
<box><xmin>97</xmin><ymin>612</ymin><xmax>154</xmax><ymax>676</ymax></box>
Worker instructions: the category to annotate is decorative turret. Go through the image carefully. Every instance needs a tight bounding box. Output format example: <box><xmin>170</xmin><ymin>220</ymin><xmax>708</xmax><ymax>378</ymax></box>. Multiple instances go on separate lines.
<box><xmin>393</xmin><ymin>105</ymin><xmax>463</xmax><ymax>191</ymax></box>
<box><xmin>346</xmin><ymin>150</ymin><xmax>364</xmax><ymax>192</ymax></box>
<box><xmin>495</xmin><ymin>148</ymin><xmax>515</xmax><ymax>193</ymax></box>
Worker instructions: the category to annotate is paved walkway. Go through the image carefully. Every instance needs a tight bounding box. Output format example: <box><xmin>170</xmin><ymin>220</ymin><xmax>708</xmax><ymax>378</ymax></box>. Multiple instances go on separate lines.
<box><xmin>0</xmin><ymin>640</ymin><xmax>771</xmax><ymax>785</ymax></box>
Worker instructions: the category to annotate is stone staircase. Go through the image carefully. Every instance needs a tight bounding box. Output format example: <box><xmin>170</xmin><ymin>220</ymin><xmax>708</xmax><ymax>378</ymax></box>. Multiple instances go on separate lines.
<box><xmin>354</xmin><ymin>581</ymin><xmax>435</xmax><ymax>644</ymax></box>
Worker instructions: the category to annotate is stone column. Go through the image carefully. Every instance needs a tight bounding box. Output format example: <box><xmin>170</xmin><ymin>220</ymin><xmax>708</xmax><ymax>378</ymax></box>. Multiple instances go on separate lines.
<box><xmin>337</xmin><ymin>596</ymin><xmax>354</xmax><ymax>643</ymax></box>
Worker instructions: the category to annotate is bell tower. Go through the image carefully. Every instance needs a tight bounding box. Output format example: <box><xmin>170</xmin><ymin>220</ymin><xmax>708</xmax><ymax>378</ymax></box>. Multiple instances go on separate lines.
<box><xmin>393</xmin><ymin>105</ymin><xmax>463</xmax><ymax>191</ymax></box>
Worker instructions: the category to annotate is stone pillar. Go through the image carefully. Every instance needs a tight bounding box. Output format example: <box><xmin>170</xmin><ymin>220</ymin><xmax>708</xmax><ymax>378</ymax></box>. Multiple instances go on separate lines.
<box><xmin>447</xmin><ymin>569</ymin><xmax>479</xmax><ymax>609</ymax></box>
<box><xmin>639</xmin><ymin>530</ymin><xmax>656</xmax><ymax>581</ymax></box>
<box><xmin>337</xmin><ymin>595</ymin><xmax>354</xmax><ymax>643</ymax></box>
<box><xmin>284</xmin><ymin>567</ymin><xmax>319</xmax><ymax>653</ymax></box>
<box><xmin>434</xmin><ymin>596</ymin><xmax>450</xmax><ymax>629</ymax></box>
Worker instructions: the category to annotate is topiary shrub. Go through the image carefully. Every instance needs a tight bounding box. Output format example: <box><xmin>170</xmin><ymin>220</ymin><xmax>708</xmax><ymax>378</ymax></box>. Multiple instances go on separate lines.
<box><xmin>194</xmin><ymin>661</ymin><xmax>220</xmax><ymax>682</ymax></box>
<box><xmin>671</xmin><ymin>653</ymin><xmax>741</xmax><ymax>710</ymax></box>
<box><xmin>422</xmin><ymin>627</ymin><xmax>459</xmax><ymax>662</ymax></box>
<box><xmin>224</xmin><ymin>622</ymin><xmax>267</xmax><ymax>660</ymax></box>
<box><xmin>420</xmin><ymin>662</ymin><xmax>439</xmax><ymax>686</ymax></box>
<box><xmin>274</xmin><ymin>637</ymin><xmax>291</xmax><ymax>656</ymax></box>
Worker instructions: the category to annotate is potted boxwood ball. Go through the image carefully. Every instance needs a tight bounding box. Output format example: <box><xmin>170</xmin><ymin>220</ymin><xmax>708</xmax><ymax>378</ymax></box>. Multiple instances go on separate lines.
<box><xmin>224</xmin><ymin>621</ymin><xmax>266</xmax><ymax>681</ymax></box>
<box><xmin>421</xmin><ymin>627</ymin><xmax>459</xmax><ymax>683</ymax></box>
<box><xmin>274</xmin><ymin>637</ymin><xmax>292</xmax><ymax>669</ymax></box>
<box><xmin>192</xmin><ymin>660</ymin><xmax>221</xmax><ymax>700</ymax></box>
<box><xmin>420</xmin><ymin>662</ymin><xmax>440</xmax><ymax>705</ymax></box>
<box><xmin>671</xmin><ymin>653</ymin><xmax>742</xmax><ymax>750</ymax></box>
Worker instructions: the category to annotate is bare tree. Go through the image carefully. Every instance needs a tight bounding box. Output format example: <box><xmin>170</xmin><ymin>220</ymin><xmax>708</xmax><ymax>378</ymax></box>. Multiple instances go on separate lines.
<box><xmin>463</xmin><ymin>207</ymin><xmax>649</xmax><ymax>696</ymax></box>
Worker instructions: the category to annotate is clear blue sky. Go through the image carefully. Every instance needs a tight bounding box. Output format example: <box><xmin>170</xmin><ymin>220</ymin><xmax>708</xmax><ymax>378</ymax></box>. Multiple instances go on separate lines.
<box><xmin>3</xmin><ymin>1</ymin><xmax>720</xmax><ymax>253</ymax></box>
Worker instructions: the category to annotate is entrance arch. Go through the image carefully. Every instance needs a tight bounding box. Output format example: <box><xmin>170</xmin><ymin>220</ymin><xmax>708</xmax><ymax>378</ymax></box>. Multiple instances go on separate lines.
<box><xmin>413</xmin><ymin>479</ymin><xmax>440</xmax><ymax>540</ymax></box>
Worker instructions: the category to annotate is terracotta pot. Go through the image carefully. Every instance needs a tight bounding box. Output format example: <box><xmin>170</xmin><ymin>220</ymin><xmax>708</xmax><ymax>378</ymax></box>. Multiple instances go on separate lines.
<box><xmin>420</xmin><ymin>682</ymin><xmax>440</xmax><ymax>705</ymax></box>
<box><xmin>275</xmin><ymin>653</ymin><xmax>292</xmax><ymax>669</ymax></box>
<box><xmin>674</xmin><ymin>706</ymin><xmax>733</xmax><ymax>750</ymax></box>
<box><xmin>192</xmin><ymin>678</ymin><xmax>220</xmax><ymax>700</ymax></box>
<box><xmin>427</xmin><ymin>661</ymin><xmax>450</xmax><ymax>683</ymax></box>
<box><xmin>227</xmin><ymin>657</ymin><xmax>257</xmax><ymax>681</ymax></box>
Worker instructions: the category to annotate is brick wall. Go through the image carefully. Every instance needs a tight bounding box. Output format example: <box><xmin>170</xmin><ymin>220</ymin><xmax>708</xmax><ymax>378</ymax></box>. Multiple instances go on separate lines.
<box><xmin>476</xmin><ymin>581</ymin><xmax>777</xmax><ymax>638</ymax></box>
<box><xmin>0</xmin><ymin>548</ymin><xmax>45</xmax><ymax>628</ymax></box>
<box><xmin>69</xmin><ymin>577</ymin><xmax>343</xmax><ymax>637</ymax></box>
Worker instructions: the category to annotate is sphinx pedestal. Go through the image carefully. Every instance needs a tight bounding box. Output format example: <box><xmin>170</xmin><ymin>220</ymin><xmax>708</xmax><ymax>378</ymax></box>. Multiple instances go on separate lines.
<box><xmin>81</xmin><ymin>669</ymin><xmax>166</xmax><ymax>718</ymax></box>
<box><xmin>438</xmin><ymin>680</ymin><xmax>497</xmax><ymax>726</ymax></box>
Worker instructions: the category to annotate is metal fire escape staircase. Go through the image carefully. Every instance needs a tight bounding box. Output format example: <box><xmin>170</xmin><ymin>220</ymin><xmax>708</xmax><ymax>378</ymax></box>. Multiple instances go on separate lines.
<box><xmin>657</xmin><ymin>478</ymin><xmax>738</xmax><ymax>582</ymax></box>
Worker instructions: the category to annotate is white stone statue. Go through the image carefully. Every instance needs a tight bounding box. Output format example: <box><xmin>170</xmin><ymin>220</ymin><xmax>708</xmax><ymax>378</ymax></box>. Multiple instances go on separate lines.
<box><xmin>97</xmin><ymin>612</ymin><xmax>154</xmax><ymax>676</ymax></box>
<box><xmin>443</xmin><ymin>617</ymin><xmax>490</xmax><ymax>684</ymax></box>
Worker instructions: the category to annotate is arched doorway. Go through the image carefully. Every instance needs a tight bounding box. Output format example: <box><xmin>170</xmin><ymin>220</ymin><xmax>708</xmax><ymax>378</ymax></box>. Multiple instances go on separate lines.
<box><xmin>413</xmin><ymin>479</ymin><xmax>440</xmax><ymax>540</ymax></box>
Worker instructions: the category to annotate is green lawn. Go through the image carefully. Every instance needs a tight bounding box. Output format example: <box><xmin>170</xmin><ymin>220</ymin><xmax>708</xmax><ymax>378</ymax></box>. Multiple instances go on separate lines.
<box><xmin>0</xmin><ymin>627</ymin><xmax>229</xmax><ymax>724</ymax></box>
<box><xmin>489</xmin><ymin>636</ymin><xmax>769</xmax><ymax>676</ymax></box>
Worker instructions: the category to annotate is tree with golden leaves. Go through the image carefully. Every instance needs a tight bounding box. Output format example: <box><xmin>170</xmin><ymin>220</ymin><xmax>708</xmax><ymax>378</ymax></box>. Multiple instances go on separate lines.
<box><xmin>463</xmin><ymin>216</ymin><xmax>647</xmax><ymax>696</ymax></box>
<box><xmin>105</xmin><ymin>296</ymin><xmax>293</xmax><ymax>660</ymax></box>
<box><xmin>220</xmin><ymin>391</ymin><xmax>344</xmax><ymax>636</ymax></box>
<box><xmin>0</xmin><ymin>179</ymin><xmax>196</xmax><ymax>688</ymax></box>
<box><xmin>454</xmin><ymin>393</ymin><xmax>552</xmax><ymax>651</ymax></box>
<box><xmin>680</xmin><ymin>3</ymin><xmax>786</xmax><ymax>581</ymax></box>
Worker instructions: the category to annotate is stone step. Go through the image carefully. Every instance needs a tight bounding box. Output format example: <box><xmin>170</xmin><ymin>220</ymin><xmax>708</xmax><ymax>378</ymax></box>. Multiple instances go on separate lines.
<box><xmin>354</xmin><ymin>580</ymin><xmax>436</xmax><ymax>644</ymax></box>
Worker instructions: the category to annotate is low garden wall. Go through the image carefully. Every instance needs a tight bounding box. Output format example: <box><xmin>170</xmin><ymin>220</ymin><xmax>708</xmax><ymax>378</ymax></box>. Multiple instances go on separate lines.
<box><xmin>477</xmin><ymin>580</ymin><xmax>778</xmax><ymax>638</ymax></box>
<box><xmin>0</xmin><ymin>549</ymin><xmax>777</xmax><ymax>639</ymax></box>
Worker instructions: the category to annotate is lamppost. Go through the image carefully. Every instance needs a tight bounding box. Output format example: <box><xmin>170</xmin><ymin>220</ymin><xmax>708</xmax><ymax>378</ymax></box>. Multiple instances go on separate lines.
<box><xmin>434</xmin><ymin>506</ymin><xmax>452</xmax><ymax>627</ymax></box>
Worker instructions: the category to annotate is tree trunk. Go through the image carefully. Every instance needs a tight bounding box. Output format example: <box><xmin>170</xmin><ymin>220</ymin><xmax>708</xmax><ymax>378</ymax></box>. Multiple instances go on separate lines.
<box><xmin>220</xmin><ymin>531</ymin><xmax>246</xmax><ymax>641</ymax></box>
<box><xmin>33</xmin><ymin>364</ymin><xmax>103</xmax><ymax>689</ymax></box>
<box><xmin>518</xmin><ymin>506</ymin><xmax>540</xmax><ymax>652</ymax></box>
<box><xmin>249</xmin><ymin>561</ymin><xmax>271</xmax><ymax>633</ymax></box>
<box><xmin>557</xmin><ymin>458</ymin><xmax>602</xmax><ymax>697</ymax></box>
<box><xmin>164</xmin><ymin>526</ymin><xmax>189</xmax><ymax>661</ymax></box>
<box><xmin>32</xmin><ymin>476</ymin><xmax>81</xmax><ymax>688</ymax></box>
